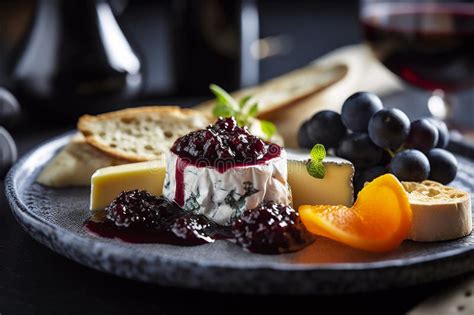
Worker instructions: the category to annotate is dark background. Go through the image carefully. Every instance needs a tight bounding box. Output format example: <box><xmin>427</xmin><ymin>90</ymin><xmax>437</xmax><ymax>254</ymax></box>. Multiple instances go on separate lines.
<box><xmin>0</xmin><ymin>1</ymin><xmax>472</xmax><ymax>314</ymax></box>
<box><xmin>0</xmin><ymin>0</ymin><xmax>360</xmax><ymax>97</ymax></box>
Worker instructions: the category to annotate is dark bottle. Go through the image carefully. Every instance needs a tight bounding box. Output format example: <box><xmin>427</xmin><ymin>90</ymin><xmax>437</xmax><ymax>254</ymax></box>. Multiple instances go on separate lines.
<box><xmin>172</xmin><ymin>0</ymin><xmax>259</xmax><ymax>96</ymax></box>
<box><xmin>10</xmin><ymin>0</ymin><xmax>143</xmax><ymax>120</ymax></box>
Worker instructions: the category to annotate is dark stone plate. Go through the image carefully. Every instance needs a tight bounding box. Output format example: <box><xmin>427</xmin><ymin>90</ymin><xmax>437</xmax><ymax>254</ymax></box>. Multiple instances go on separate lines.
<box><xmin>5</xmin><ymin>132</ymin><xmax>474</xmax><ymax>294</ymax></box>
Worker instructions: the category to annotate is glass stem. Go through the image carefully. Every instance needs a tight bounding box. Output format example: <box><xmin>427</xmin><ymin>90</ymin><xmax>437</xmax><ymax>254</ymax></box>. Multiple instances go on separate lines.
<box><xmin>428</xmin><ymin>89</ymin><xmax>454</xmax><ymax>123</ymax></box>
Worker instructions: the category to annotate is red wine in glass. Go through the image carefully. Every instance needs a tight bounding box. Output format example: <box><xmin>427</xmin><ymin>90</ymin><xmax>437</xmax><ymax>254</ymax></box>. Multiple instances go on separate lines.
<box><xmin>362</xmin><ymin>3</ymin><xmax>474</xmax><ymax>93</ymax></box>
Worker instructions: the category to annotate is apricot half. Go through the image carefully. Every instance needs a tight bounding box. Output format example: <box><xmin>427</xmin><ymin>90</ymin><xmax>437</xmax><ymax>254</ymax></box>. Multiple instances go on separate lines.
<box><xmin>299</xmin><ymin>174</ymin><xmax>412</xmax><ymax>252</ymax></box>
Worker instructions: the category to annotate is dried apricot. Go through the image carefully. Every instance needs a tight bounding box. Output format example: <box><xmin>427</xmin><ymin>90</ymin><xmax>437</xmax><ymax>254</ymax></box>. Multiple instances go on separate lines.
<box><xmin>299</xmin><ymin>174</ymin><xmax>412</xmax><ymax>252</ymax></box>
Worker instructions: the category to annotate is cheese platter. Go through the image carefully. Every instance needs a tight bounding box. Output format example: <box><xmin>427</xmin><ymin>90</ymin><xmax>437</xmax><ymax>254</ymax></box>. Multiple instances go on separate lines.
<box><xmin>5</xmin><ymin>64</ymin><xmax>474</xmax><ymax>294</ymax></box>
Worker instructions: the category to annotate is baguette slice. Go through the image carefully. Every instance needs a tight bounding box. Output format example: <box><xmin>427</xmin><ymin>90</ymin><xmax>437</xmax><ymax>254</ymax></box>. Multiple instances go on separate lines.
<box><xmin>402</xmin><ymin>180</ymin><xmax>472</xmax><ymax>242</ymax></box>
<box><xmin>78</xmin><ymin>106</ymin><xmax>211</xmax><ymax>162</ymax></box>
<box><xmin>196</xmin><ymin>64</ymin><xmax>347</xmax><ymax>116</ymax></box>
<box><xmin>37</xmin><ymin>134</ymin><xmax>128</xmax><ymax>187</ymax></box>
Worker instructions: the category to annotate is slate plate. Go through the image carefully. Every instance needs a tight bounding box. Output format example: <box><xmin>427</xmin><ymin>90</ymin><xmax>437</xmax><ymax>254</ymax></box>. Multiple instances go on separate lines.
<box><xmin>5</xmin><ymin>132</ymin><xmax>474</xmax><ymax>294</ymax></box>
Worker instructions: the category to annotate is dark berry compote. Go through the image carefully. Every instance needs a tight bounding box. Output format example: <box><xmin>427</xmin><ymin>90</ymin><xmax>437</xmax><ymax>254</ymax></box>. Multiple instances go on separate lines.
<box><xmin>171</xmin><ymin>117</ymin><xmax>281</xmax><ymax>172</ymax></box>
<box><xmin>84</xmin><ymin>191</ymin><xmax>313</xmax><ymax>254</ymax></box>
<box><xmin>85</xmin><ymin>190</ymin><xmax>227</xmax><ymax>246</ymax></box>
<box><xmin>231</xmin><ymin>201</ymin><xmax>314</xmax><ymax>254</ymax></box>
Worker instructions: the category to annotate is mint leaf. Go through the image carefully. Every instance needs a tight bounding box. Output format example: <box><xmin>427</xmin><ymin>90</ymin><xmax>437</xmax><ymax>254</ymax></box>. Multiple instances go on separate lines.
<box><xmin>239</xmin><ymin>95</ymin><xmax>252</xmax><ymax>109</ymax></box>
<box><xmin>310</xmin><ymin>144</ymin><xmax>326</xmax><ymax>162</ymax></box>
<box><xmin>236</xmin><ymin>116</ymin><xmax>247</xmax><ymax>127</ymax></box>
<box><xmin>212</xmin><ymin>102</ymin><xmax>235</xmax><ymax>118</ymax></box>
<box><xmin>306</xmin><ymin>144</ymin><xmax>326</xmax><ymax>179</ymax></box>
<box><xmin>247</xmin><ymin>103</ymin><xmax>259</xmax><ymax>118</ymax></box>
<box><xmin>260</xmin><ymin>120</ymin><xmax>276</xmax><ymax>139</ymax></box>
<box><xmin>210</xmin><ymin>84</ymin><xmax>239</xmax><ymax>111</ymax></box>
<box><xmin>306</xmin><ymin>160</ymin><xmax>325</xmax><ymax>179</ymax></box>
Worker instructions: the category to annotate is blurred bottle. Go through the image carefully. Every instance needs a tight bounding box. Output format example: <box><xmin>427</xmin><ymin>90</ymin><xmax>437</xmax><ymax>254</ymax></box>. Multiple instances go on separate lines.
<box><xmin>172</xmin><ymin>0</ymin><xmax>259</xmax><ymax>96</ymax></box>
<box><xmin>9</xmin><ymin>0</ymin><xmax>142</xmax><ymax>120</ymax></box>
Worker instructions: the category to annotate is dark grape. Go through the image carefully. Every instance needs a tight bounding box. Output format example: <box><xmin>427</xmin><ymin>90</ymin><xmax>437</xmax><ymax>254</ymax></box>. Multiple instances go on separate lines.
<box><xmin>336</xmin><ymin>133</ymin><xmax>383</xmax><ymax>168</ymax></box>
<box><xmin>405</xmin><ymin>119</ymin><xmax>439</xmax><ymax>151</ymax></box>
<box><xmin>426</xmin><ymin>148</ymin><xmax>458</xmax><ymax>184</ymax></box>
<box><xmin>341</xmin><ymin>91</ymin><xmax>384</xmax><ymax>132</ymax></box>
<box><xmin>297</xmin><ymin>121</ymin><xmax>313</xmax><ymax>149</ymax></box>
<box><xmin>368</xmin><ymin>108</ymin><xmax>410</xmax><ymax>150</ymax></box>
<box><xmin>0</xmin><ymin>126</ymin><xmax>17</xmax><ymax>177</ymax></box>
<box><xmin>426</xmin><ymin>118</ymin><xmax>450</xmax><ymax>148</ymax></box>
<box><xmin>379</xmin><ymin>150</ymin><xmax>392</xmax><ymax>167</ymax></box>
<box><xmin>389</xmin><ymin>149</ymin><xmax>430</xmax><ymax>182</ymax></box>
<box><xmin>0</xmin><ymin>88</ymin><xmax>21</xmax><ymax>128</ymax></box>
<box><xmin>354</xmin><ymin>165</ymin><xmax>387</xmax><ymax>195</ymax></box>
<box><xmin>306</xmin><ymin>110</ymin><xmax>347</xmax><ymax>149</ymax></box>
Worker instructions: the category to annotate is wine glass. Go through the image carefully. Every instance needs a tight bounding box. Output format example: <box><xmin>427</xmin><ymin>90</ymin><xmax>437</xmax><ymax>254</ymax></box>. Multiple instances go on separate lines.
<box><xmin>360</xmin><ymin>0</ymin><xmax>474</xmax><ymax>125</ymax></box>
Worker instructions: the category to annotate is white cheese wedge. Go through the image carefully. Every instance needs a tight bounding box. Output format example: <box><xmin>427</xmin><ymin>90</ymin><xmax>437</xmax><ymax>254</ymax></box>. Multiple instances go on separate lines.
<box><xmin>90</xmin><ymin>160</ymin><xmax>166</xmax><ymax>211</ymax></box>
<box><xmin>402</xmin><ymin>180</ymin><xmax>472</xmax><ymax>242</ymax></box>
<box><xmin>286</xmin><ymin>149</ymin><xmax>354</xmax><ymax>209</ymax></box>
<box><xmin>162</xmin><ymin>150</ymin><xmax>290</xmax><ymax>225</ymax></box>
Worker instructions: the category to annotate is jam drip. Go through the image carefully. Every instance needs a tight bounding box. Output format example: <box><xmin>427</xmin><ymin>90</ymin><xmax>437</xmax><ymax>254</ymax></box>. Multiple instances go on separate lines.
<box><xmin>174</xmin><ymin>157</ymin><xmax>189</xmax><ymax>207</ymax></box>
<box><xmin>84</xmin><ymin>191</ymin><xmax>312</xmax><ymax>254</ymax></box>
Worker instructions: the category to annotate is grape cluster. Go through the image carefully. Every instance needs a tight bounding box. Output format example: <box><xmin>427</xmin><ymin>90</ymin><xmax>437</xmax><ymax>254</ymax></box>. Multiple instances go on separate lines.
<box><xmin>297</xmin><ymin>92</ymin><xmax>457</xmax><ymax>193</ymax></box>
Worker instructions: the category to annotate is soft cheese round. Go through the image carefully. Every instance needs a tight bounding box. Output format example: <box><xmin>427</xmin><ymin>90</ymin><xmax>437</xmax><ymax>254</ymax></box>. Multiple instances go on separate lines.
<box><xmin>403</xmin><ymin>180</ymin><xmax>472</xmax><ymax>242</ymax></box>
<box><xmin>163</xmin><ymin>150</ymin><xmax>289</xmax><ymax>225</ymax></box>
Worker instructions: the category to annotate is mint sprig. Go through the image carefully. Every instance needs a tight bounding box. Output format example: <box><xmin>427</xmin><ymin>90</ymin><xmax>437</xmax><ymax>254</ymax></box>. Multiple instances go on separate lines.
<box><xmin>210</xmin><ymin>84</ymin><xmax>239</xmax><ymax>113</ymax></box>
<box><xmin>306</xmin><ymin>144</ymin><xmax>326</xmax><ymax>179</ymax></box>
<box><xmin>260</xmin><ymin>120</ymin><xmax>276</xmax><ymax>139</ymax></box>
<box><xmin>210</xmin><ymin>84</ymin><xmax>277</xmax><ymax>140</ymax></box>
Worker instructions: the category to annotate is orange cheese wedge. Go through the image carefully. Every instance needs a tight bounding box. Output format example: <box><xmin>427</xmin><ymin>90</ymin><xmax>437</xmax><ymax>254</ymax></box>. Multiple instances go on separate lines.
<box><xmin>299</xmin><ymin>174</ymin><xmax>412</xmax><ymax>252</ymax></box>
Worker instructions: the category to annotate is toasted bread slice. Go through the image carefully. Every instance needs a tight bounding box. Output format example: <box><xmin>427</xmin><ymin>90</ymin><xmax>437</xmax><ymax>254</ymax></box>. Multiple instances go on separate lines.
<box><xmin>195</xmin><ymin>64</ymin><xmax>347</xmax><ymax>117</ymax></box>
<box><xmin>37</xmin><ymin>133</ymin><xmax>128</xmax><ymax>187</ymax></box>
<box><xmin>78</xmin><ymin>106</ymin><xmax>211</xmax><ymax>162</ymax></box>
<box><xmin>402</xmin><ymin>180</ymin><xmax>472</xmax><ymax>242</ymax></box>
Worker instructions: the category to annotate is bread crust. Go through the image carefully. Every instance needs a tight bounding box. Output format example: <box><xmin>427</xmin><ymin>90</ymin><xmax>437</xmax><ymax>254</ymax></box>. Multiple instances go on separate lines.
<box><xmin>78</xmin><ymin>106</ymin><xmax>212</xmax><ymax>162</ymax></box>
<box><xmin>195</xmin><ymin>64</ymin><xmax>347</xmax><ymax>117</ymax></box>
